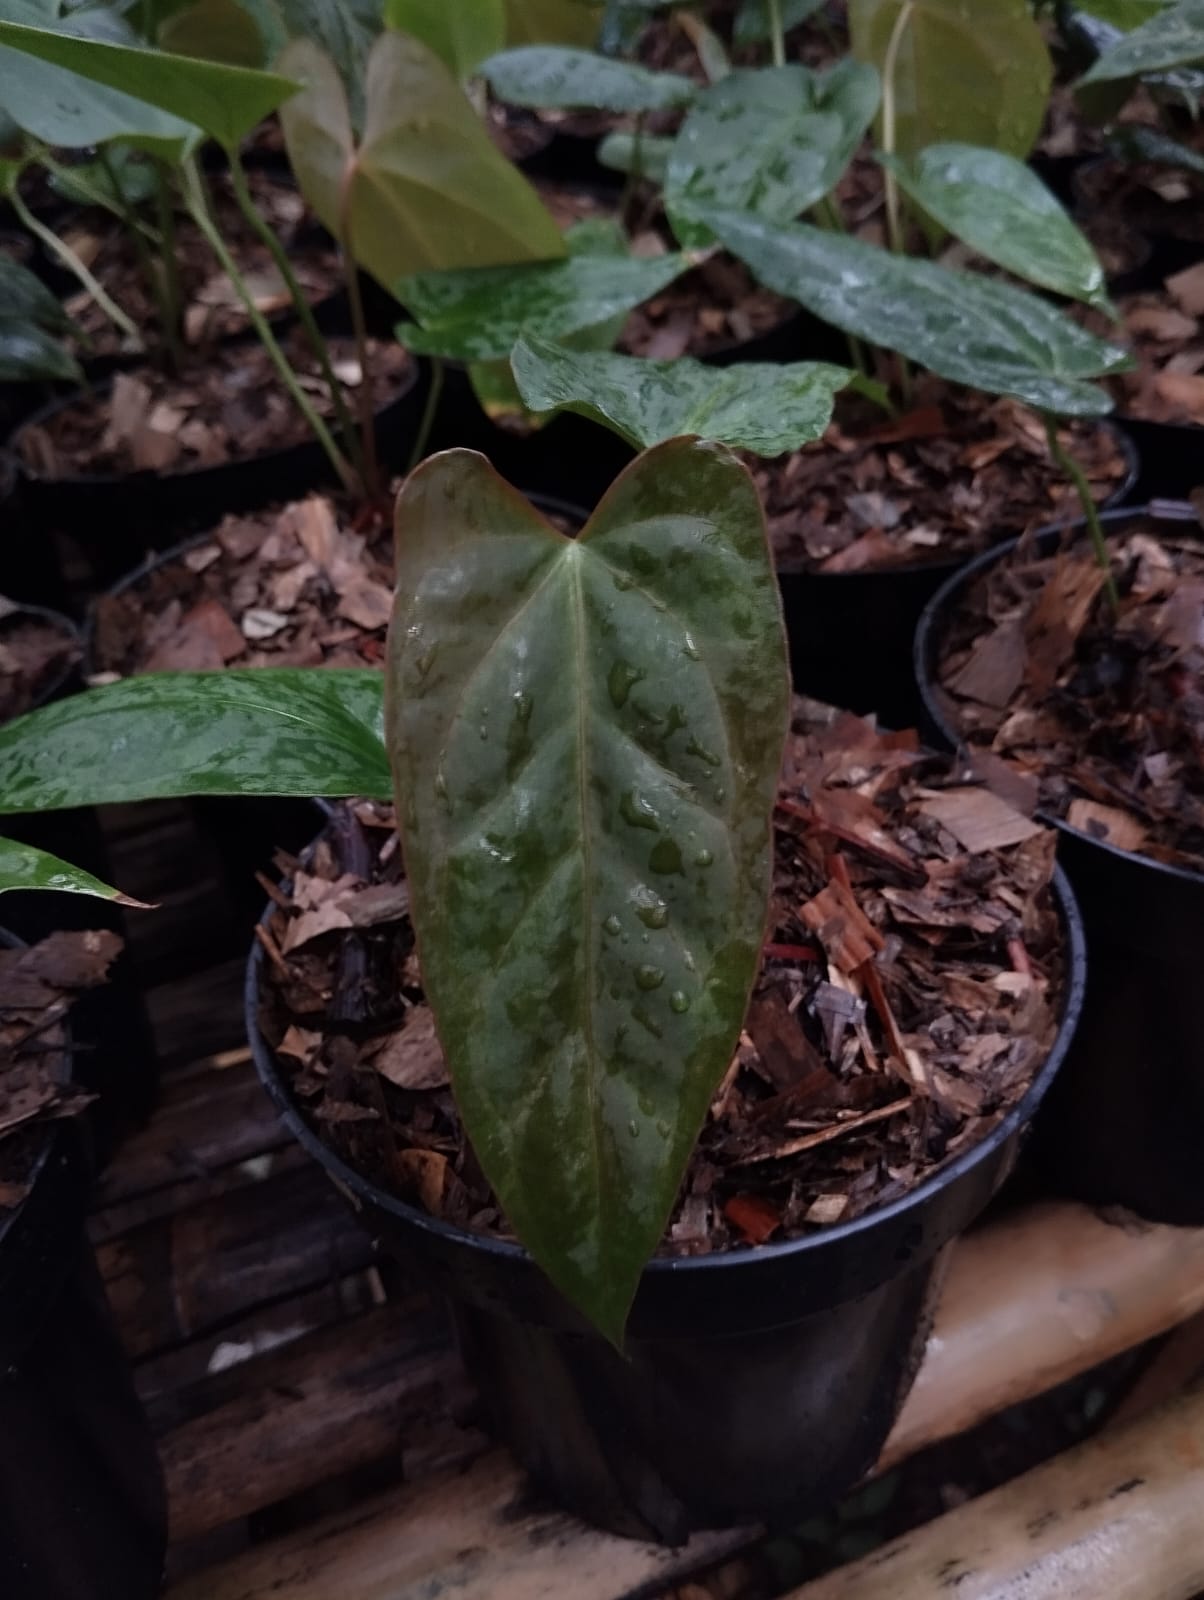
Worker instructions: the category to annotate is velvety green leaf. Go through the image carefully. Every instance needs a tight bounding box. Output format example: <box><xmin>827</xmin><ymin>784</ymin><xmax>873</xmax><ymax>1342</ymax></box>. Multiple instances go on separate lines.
<box><xmin>0</xmin><ymin>321</ymin><xmax>81</xmax><ymax>381</ymax></box>
<box><xmin>666</xmin><ymin>60</ymin><xmax>879</xmax><ymax>248</ymax></box>
<box><xmin>481</xmin><ymin>44</ymin><xmax>695</xmax><ymax>109</ymax></box>
<box><xmin>158</xmin><ymin>0</ymin><xmax>267</xmax><ymax>65</ymax></box>
<box><xmin>383</xmin><ymin>0</ymin><xmax>505</xmax><ymax>76</ymax></box>
<box><xmin>512</xmin><ymin>333</ymin><xmax>851</xmax><ymax>450</ymax></box>
<box><xmin>0</xmin><ymin>837</ymin><xmax>139</xmax><ymax>902</ymax></box>
<box><xmin>0</xmin><ymin>255</ymin><xmax>73</xmax><ymax>331</ymax></box>
<box><xmin>47</xmin><ymin>145</ymin><xmax>158</xmax><ymax>212</ymax></box>
<box><xmin>705</xmin><ymin>209</ymin><xmax>1132</xmax><ymax>415</ymax></box>
<box><xmin>0</xmin><ymin>18</ymin><xmax>298</xmax><ymax>146</ymax></box>
<box><xmin>597</xmin><ymin>128</ymin><xmax>673</xmax><ymax>181</ymax></box>
<box><xmin>280</xmin><ymin>33</ymin><xmax>564</xmax><ymax>290</ymax></box>
<box><xmin>0</xmin><ymin>670</ymin><xmax>389</xmax><ymax>813</ymax></box>
<box><xmin>849</xmin><ymin>0</ymin><xmax>1051</xmax><ymax>160</ymax></box>
<box><xmin>385</xmin><ymin>441</ymin><xmax>789</xmax><ymax>1343</ymax></box>
<box><xmin>396</xmin><ymin>250</ymin><xmax>691</xmax><ymax>360</ymax></box>
<box><xmin>733</xmin><ymin>0</ymin><xmax>826</xmax><ymax>46</ymax></box>
<box><xmin>270</xmin><ymin>0</ymin><xmax>376</xmax><ymax>123</ymax></box>
<box><xmin>881</xmin><ymin>143</ymin><xmax>1109</xmax><ymax>307</ymax></box>
<box><xmin>1081</xmin><ymin>0</ymin><xmax>1204</xmax><ymax>79</ymax></box>
<box><xmin>504</xmin><ymin>0</ymin><xmax>602</xmax><ymax>45</ymax></box>
<box><xmin>1109</xmin><ymin>121</ymin><xmax>1204</xmax><ymax>173</ymax></box>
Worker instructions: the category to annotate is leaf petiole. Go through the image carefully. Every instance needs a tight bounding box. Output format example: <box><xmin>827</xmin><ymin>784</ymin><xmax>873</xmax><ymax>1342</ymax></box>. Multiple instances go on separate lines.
<box><xmin>1042</xmin><ymin>411</ymin><xmax>1119</xmax><ymax>614</ymax></box>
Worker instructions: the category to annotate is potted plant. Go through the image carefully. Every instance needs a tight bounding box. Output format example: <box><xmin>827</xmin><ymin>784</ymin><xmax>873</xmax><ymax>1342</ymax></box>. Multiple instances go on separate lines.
<box><xmin>0</xmin><ymin>424</ymin><xmax>1085</xmax><ymax>1539</ymax></box>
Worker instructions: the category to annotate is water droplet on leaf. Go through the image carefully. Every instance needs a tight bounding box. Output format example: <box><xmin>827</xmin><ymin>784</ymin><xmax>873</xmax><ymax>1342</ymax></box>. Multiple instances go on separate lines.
<box><xmin>636</xmin><ymin>964</ymin><xmax>664</xmax><ymax>990</ymax></box>
<box><xmin>620</xmin><ymin>790</ymin><xmax>660</xmax><ymax>831</ymax></box>
<box><xmin>603</xmin><ymin>914</ymin><xmax>622</xmax><ymax>936</ymax></box>
<box><xmin>695</xmin><ymin>848</ymin><xmax>714</xmax><ymax>868</ymax></box>
<box><xmin>649</xmin><ymin>838</ymin><xmax>684</xmax><ymax>874</ymax></box>
<box><xmin>670</xmin><ymin>991</ymin><xmax>690</xmax><ymax>1014</ymax></box>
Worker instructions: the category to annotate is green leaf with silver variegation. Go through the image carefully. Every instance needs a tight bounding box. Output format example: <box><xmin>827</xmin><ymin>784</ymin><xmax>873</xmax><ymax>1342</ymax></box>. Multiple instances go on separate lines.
<box><xmin>704</xmin><ymin>209</ymin><xmax>1133</xmax><ymax>415</ymax></box>
<box><xmin>0</xmin><ymin>671</ymin><xmax>390</xmax><ymax>814</ymax></box>
<box><xmin>665</xmin><ymin>60</ymin><xmax>880</xmax><ymax>248</ymax></box>
<box><xmin>880</xmin><ymin>144</ymin><xmax>1111</xmax><ymax>308</ymax></box>
<box><xmin>0</xmin><ymin>837</ymin><xmax>141</xmax><ymax>902</ymax></box>
<box><xmin>512</xmin><ymin>333</ymin><xmax>851</xmax><ymax>451</ymax></box>
<box><xmin>1109</xmin><ymin>121</ymin><xmax>1204</xmax><ymax>174</ymax></box>
<box><xmin>481</xmin><ymin>43</ymin><xmax>695</xmax><ymax>109</ymax></box>
<box><xmin>1080</xmin><ymin>0</ymin><xmax>1204</xmax><ymax>79</ymax></box>
<box><xmin>0</xmin><ymin>255</ymin><xmax>73</xmax><ymax>332</ymax></box>
<box><xmin>733</xmin><ymin>0</ymin><xmax>826</xmax><ymax>45</ymax></box>
<box><xmin>385</xmin><ymin>440</ymin><xmax>789</xmax><ymax>1346</ymax></box>
<box><xmin>0</xmin><ymin>322</ymin><xmax>82</xmax><ymax>381</ymax></box>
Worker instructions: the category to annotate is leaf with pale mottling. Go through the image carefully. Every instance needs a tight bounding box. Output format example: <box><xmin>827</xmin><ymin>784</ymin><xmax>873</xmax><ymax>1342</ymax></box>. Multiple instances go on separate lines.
<box><xmin>0</xmin><ymin>838</ymin><xmax>145</xmax><ymax>903</ymax></box>
<box><xmin>481</xmin><ymin>44</ymin><xmax>695</xmax><ymax>110</ymax></box>
<box><xmin>1080</xmin><ymin>0</ymin><xmax>1204</xmax><ymax>79</ymax></box>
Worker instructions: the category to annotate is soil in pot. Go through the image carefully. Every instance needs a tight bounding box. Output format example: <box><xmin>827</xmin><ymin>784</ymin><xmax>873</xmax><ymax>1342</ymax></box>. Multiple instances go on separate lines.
<box><xmin>1099</xmin><ymin>269</ymin><xmax>1204</xmax><ymax>428</ymax></box>
<box><xmin>0</xmin><ymin>600</ymin><xmax>79</xmax><ymax>719</ymax></box>
<box><xmin>250</xmin><ymin>704</ymin><xmax>1080</xmax><ymax>1538</ymax></box>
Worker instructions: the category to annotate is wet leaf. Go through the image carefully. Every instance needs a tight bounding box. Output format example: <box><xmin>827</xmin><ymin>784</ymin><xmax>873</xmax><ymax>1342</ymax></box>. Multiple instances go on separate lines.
<box><xmin>383</xmin><ymin>0</ymin><xmax>505</xmax><ymax>77</ymax></box>
<box><xmin>733</xmin><ymin>0</ymin><xmax>827</xmax><ymax>46</ymax></box>
<box><xmin>280</xmin><ymin>32</ymin><xmax>563</xmax><ymax>290</ymax></box>
<box><xmin>0</xmin><ymin>838</ymin><xmax>144</xmax><ymax>903</ymax></box>
<box><xmin>481</xmin><ymin>44</ymin><xmax>695</xmax><ymax>110</ymax></box>
<box><xmin>880</xmin><ymin>143</ymin><xmax>1109</xmax><ymax>308</ymax></box>
<box><xmin>0</xmin><ymin>670</ymin><xmax>389</xmax><ymax>813</ymax></box>
<box><xmin>1080</xmin><ymin>0</ymin><xmax>1204</xmax><ymax>80</ymax></box>
<box><xmin>849</xmin><ymin>0</ymin><xmax>1051</xmax><ymax>161</ymax></box>
<box><xmin>704</xmin><ymin>209</ymin><xmax>1132</xmax><ymax>415</ymax></box>
<box><xmin>666</xmin><ymin>60</ymin><xmax>879</xmax><ymax>247</ymax></box>
<box><xmin>396</xmin><ymin>249</ymin><xmax>690</xmax><ymax>361</ymax></box>
<box><xmin>512</xmin><ymin>333</ymin><xmax>851</xmax><ymax>450</ymax></box>
<box><xmin>385</xmin><ymin>441</ymin><xmax>789</xmax><ymax>1344</ymax></box>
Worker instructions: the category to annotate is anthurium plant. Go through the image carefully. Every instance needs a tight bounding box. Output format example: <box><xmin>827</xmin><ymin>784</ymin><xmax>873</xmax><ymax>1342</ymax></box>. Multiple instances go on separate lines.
<box><xmin>0</xmin><ymin>434</ymin><xmax>791</xmax><ymax>1346</ymax></box>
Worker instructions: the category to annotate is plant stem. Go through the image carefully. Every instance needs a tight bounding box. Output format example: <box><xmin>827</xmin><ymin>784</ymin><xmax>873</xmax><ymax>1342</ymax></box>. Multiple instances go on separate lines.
<box><xmin>181</xmin><ymin>158</ymin><xmax>358</xmax><ymax>496</ymax></box>
<box><xmin>153</xmin><ymin>162</ymin><xmax>185</xmax><ymax>369</ymax></box>
<box><xmin>11</xmin><ymin>187</ymin><xmax>142</xmax><ymax>347</ymax></box>
<box><xmin>767</xmin><ymin>0</ymin><xmax>786</xmax><ymax>66</ymax></box>
<box><xmin>98</xmin><ymin>146</ymin><xmax>182</xmax><ymax>373</ymax></box>
<box><xmin>880</xmin><ymin>0</ymin><xmax>914</xmax><ymax>257</ymax></box>
<box><xmin>1042</xmin><ymin>412</ymin><xmax>1119</xmax><ymax>612</ymax></box>
<box><xmin>620</xmin><ymin>113</ymin><xmax>645</xmax><ymax>233</ymax></box>
<box><xmin>336</xmin><ymin>178</ymin><xmax>381</xmax><ymax>502</ymax></box>
<box><xmin>406</xmin><ymin>356</ymin><xmax>444</xmax><ymax>476</ymax></box>
<box><xmin>225</xmin><ymin>149</ymin><xmax>363</xmax><ymax>479</ymax></box>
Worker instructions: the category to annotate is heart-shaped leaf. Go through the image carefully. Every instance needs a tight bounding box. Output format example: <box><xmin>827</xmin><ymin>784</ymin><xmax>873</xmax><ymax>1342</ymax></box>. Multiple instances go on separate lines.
<box><xmin>733</xmin><ymin>0</ymin><xmax>827</xmax><ymax>46</ymax></box>
<box><xmin>705</xmin><ymin>209</ymin><xmax>1132</xmax><ymax>415</ymax></box>
<box><xmin>396</xmin><ymin>249</ymin><xmax>691</xmax><ymax>361</ymax></box>
<box><xmin>384</xmin><ymin>0</ymin><xmax>505</xmax><ymax>77</ymax></box>
<box><xmin>385</xmin><ymin>441</ymin><xmax>789</xmax><ymax>1344</ymax></box>
<box><xmin>666</xmin><ymin>60</ymin><xmax>880</xmax><ymax>247</ymax></box>
<box><xmin>849</xmin><ymin>0</ymin><xmax>1051</xmax><ymax>160</ymax></box>
<box><xmin>880</xmin><ymin>143</ymin><xmax>1110</xmax><ymax>308</ymax></box>
<box><xmin>0</xmin><ymin>670</ymin><xmax>389</xmax><ymax>814</ymax></box>
<box><xmin>280</xmin><ymin>32</ymin><xmax>565</xmax><ymax>290</ymax></box>
<box><xmin>0</xmin><ymin>17</ymin><xmax>298</xmax><ymax>147</ymax></box>
<box><xmin>0</xmin><ymin>837</ymin><xmax>141</xmax><ymax>903</ymax></box>
<box><xmin>512</xmin><ymin>333</ymin><xmax>851</xmax><ymax>450</ymax></box>
<box><xmin>481</xmin><ymin>44</ymin><xmax>695</xmax><ymax>110</ymax></box>
<box><xmin>1080</xmin><ymin>0</ymin><xmax>1204</xmax><ymax>80</ymax></box>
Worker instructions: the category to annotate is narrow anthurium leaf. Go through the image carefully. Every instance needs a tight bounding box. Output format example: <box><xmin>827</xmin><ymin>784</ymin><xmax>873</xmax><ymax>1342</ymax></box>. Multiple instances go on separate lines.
<box><xmin>705</xmin><ymin>210</ymin><xmax>1133</xmax><ymax>416</ymax></box>
<box><xmin>1109</xmin><ymin>122</ymin><xmax>1204</xmax><ymax>174</ymax></box>
<box><xmin>481</xmin><ymin>44</ymin><xmax>695</xmax><ymax>110</ymax></box>
<box><xmin>0</xmin><ymin>837</ymin><xmax>147</xmax><ymax>904</ymax></box>
<box><xmin>396</xmin><ymin>251</ymin><xmax>691</xmax><ymax>361</ymax></box>
<box><xmin>849</xmin><ymin>0</ymin><xmax>1051</xmax><ymax>160</ymax></box>
<box><xmin>0</xmin><ymin>321</ymin><xmax>82</xmax><ymax>382</ymax></box>
<box><xmin>383</xmin><ymin>0</ymin><xmax>505</xmax><ymax>77</ymax></box>
<box><xmin>512</xmin><ymin>333</ymin><xmax>851</xmax><ymax>451</ymax></box>
<box><xmin>0</xmin><ymin>671</ymin><xmax>388</xmax><ymax>813</ymax></box>
<box><xmin>0</xmin><ymin>256</ymin><xmax>73</xmax><ymax>332</ymax></box>
<box><xmin>0</xmin><ymin>19</ymin><xmax>298</xmax><ymax>146</ymax></box>
<box><xmin>1080</xmin><ymin>0</ymin><xmax>1204</xmax><ymax>79</ymax></box>
<box><xmin>665</xmin><ymin>60</ymin><xmax>880</xmax><ymax>248</ymax></box>
<box><xmin>598</xmin><ymin>129</ymin><xmax>674</xmax><ymax>183</ymax></box>
<box><xmin>880</xmin><ymin>144</ymin><xmax>1111</xmax><ymax>309</ymax></box>
<box><xmin>385</xmin><ymin>442</ymin><xmax>789</xmax><ymax>1345</ymax></box>
<box><xmin>733</xmin><ymin>0</ymin><xmax>827</xmax><ymax>46</ymax></box>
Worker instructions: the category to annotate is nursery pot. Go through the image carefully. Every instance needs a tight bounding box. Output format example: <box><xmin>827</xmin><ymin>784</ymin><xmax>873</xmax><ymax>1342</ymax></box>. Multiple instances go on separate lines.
<box><xmin>246</xmin><ymin>870</ymin><xmax>1086</xmax><ymax>1543</ymax></box>
<box><xmin>0</xmin><ymin>930</ymin><xmax>166</xmax><ymax>1600</ymax></box>
<box><xmin>1114</xmin><ymin>416</ymin><xmax>1203</xmax><ymax>504</ymax></box>
<box><xmin>778</xmin><ymin>420</ymin><xmax>1139</xmax><ymax>731</ymax></box>
<box><xmin>914</xmin><ymin>503</ymin><xmax>1204</xmax><ymax>1224</ymax></box>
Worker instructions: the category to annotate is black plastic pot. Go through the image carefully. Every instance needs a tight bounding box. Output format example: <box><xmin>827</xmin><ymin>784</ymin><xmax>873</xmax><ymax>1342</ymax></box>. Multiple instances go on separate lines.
<box><xmin>0</xmin><ymin>929</ymin><xmax>166</xmax><ymax>1599</ymax></box>
<box><xmin>915</xmin><ymin>502</ymin><xmax>1204</xmax><ymax>1224</ymax></box>
<box><xmin>1114</xmin><ymin>416</ymin><xmax>1203</xmax><ymax>504</ymax></box>
<box><xmin>778</xmin><ymin>420</ymin><xmax>1139</xmax><ymax>731</ymax></box>
<box><xmin>0</xmin><ymin>453</ymin><xmax>72</xmax><ymax>610</ymax></box>
<box><xmin>246</xmin><ymin>865</ymin><xmax>1086</xmax><ymax>1542</ymax></box>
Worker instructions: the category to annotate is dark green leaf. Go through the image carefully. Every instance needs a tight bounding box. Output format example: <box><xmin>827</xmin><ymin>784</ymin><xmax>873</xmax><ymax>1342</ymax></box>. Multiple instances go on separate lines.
<box><xmin>1080</xmin><ymin>0</ymin><xmax>1204</xmax><ymax>79</ymax></box>
<box><xmin>666</xmin><ymin>60</ymin><xmax>879</xmax><ymax>247</ymax></box>
<box><xmin>0</xmin><ymin>837</ymin><xmax>140</xmax><ymax>902</ymax></box>
<box><xmin>1072</xmin><ymin>1</ymin><xmax>1171</xmax><ymax>26</ymax></box>
<box><xmin>512</xmin><ymin>333</ymin><xmax>850</xmax><ymax>450</ymax></box>
<box><xmin>503</xmin><ymin>0</ymin><xmax>603</xmax><ymax>45</ymax></box>
<box><xmin>0</xmin><ymin>255</ymin><xmax>73</xmax><ymax>331</ymax></box>
<box><xmin>733</xmin><ymin>0</ymin><xmax>826</xmax><ymax>46</ymax></box>
<box><xmin>396</xmin><ymin>250</ymin><xmax>691</xmax><ymax>361</ymax></box>
<box><xmin>481</xmin><ymin>44</ymin><xmax>695</xmax><ymax>109</ymax></box>
<box><xmin>271</xmin><ymin>0</ymin><xmax>377</xmax><ymax>123</ymax></box>
<box><xmin>158</xmin><ymin>0</ymin><xmax>267</xmax><ymax>65</ymax></box>
<box><xmin>705</xmin><ymin>209</ymin><xmax>1132</xmax><ymax>414</ymax></box>
<box><xmin>0</xmin><ymin>17</ymin><xmax>299</xmax><ymax>146</ymax></box>
<box><xmin>849</xmin><ymin>0</ymin><xmax>1051</xmax><ymax>160</ymax></box>
<box><xmin>597</xmin><ymin>127</ymin><xmax>674</xmax><ymax>181</ymax></box>
<box><xmin>383</xmin><ymin>0</ymin><xmax>505</xmax><ymax>77</ymax></box>
<box><xmin>385</xmin><ymin>441</ymin><xmax>789</xmax><ymax>1343</ymax></box>
<box><xmin>1109</xmin><ymin>121</ymin><xmax>1204</xmax><ymax>174</ymax></box>
<box><xmin>47</xmin><ymin>146</ymin><xmax>158</xmax><ymax>211</ymax></box>
<box><xmin>0</xmin><ymin>320</ymin><xmax>81</xmax><ymax>381</ymax></box>
<box><xmin>880</xmin><ymin>143</ymin><xmax>1109</xmax><ymax>307</ymax></box>
<box><xmin>0</xmin><ymin>670</ymin><xmax>389</xmax><ymax>813</ymax></box>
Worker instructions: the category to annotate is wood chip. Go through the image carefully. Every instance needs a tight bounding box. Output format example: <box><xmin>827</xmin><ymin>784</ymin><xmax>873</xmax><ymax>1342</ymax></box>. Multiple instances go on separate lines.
<box><xmin>1066</xmin><ymin>799</ymin><xmax>1148</xmax><ymax>853</ymax></box>
<box><xmin>373</xmin><ymin>1008</ymin><xmax>448</xmax><ymax>1092</ymax></box>
<box><xmin>918</xmin><ymin>787</ymin><xmax>1045</xmax><ymax>854</ymax></box>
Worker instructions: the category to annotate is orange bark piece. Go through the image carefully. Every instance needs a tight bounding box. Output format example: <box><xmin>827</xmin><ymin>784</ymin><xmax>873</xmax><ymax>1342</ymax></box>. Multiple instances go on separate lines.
<box><xmin>801</xmin><ymin>878</ymin><xmax>885</xmax><ymax>972</ymax></box>
<box><xmin>723</xmin><ymin>1193</ymin><xmax>782</xmax><ymax>1245</ymax></box>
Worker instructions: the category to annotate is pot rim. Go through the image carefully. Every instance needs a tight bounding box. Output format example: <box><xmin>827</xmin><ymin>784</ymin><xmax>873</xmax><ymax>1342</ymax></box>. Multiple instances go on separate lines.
<box><xmin>1</xmin><ymin>600</ymin><xmax>82</xmax><ymax>715</ymax></box>
<box><xmin>245</xmin><ymin>839</ymin><xmax>1087</xmax><ymax>1282</ymax></box>
<box><xmin>914</xmin><ymin>499</ymin><xmax>1204</xmax><ymax>891</ymax></box>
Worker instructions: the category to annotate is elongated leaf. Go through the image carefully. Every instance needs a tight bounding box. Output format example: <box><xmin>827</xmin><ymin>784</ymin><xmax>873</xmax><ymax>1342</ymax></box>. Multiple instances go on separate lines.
<box><xmin>512</xmin><ymin>333</ymin><xmax>850</xmax><ymax>450</ymax></box>
<box><xmin>385</xmin><ymin>441</ymin><xmax>788</xmax><ymax>1344</ymax></box>
<box><xmin>481</xmin><ymin>44</ymin><xmax>695</xmax><ymax>109</ymax></box>
<box><xmin>849</xmin><ymin>0</ymin><xmax>1051</xmax><ymax>160</ymax></box>
<box><xmin>0</xmin><ymin>18</ymin><xmax>298</xmax><ymax>146</ymax></box>
<box><xmin>733</xmin><ymin>0</ymin><xmax>826</xmax><ymax>45</ymax></box>
<box><xmin>1110</xmin><ymin>121</ymin><xmax>1204</xmax><ymax>173</ymax></box>
<box><xmin>280</xmin><ymin>33</ymin><xmax>564</xmax><ymax>291</ymax></box>
<box><xmin>705</xmin><ymin>209</ymin><xmax>1132</xmax><ymax>415</ymax></box>
<box><xmin>1073</xmin><ymin>1</ymin><xmax>1172</xmax><ymax>25</ymax></box>
<box><xmin>0</xmin><ymin>837</ymin><xmax>141</xmax><ymax>902</ymax></box>
<box><xmin>504</xmin><ymin>0</ymin><xmax>602</xmax><ymax>45</ymax></box>
<box><xmin>881</xmin><ymin>144</ymin><xmax>1109</xmax><ymax>308</ymax></box>
<box><xmin>598</xmin><ymin>128</ymin><xmax>674</xmax><ymax>182</ymax></box>
<box><xmin>1081</xmin><ymin>0</ymin><xmax>1204</xmax><ymax>78</ymax></box>
<box><xmin>0</xmin><ymin>255</ymin><xmax>73</xmax><ymax>332</ymax></box>
<box><xmin>0</xmin><ymin>322</ymin><xmax>81</xmax><ymax>381</ymax></box>
<box><xmin>0</xmin><ymin>670</ymin><xmax>388</xmax><ymax>814</ymax></box>
<box><xmin>396</xmin><ymin>250</ymin><xmax>691</xmax><ymax>360</ymax></box>
<box><xmin>384</xmin><ymin>0</ymin><xmax>505</xmax><ymax>76</ymax></box>
<box><xmin>666</xmin><ymin>60</ymin><xmax>879</xmax><ymax>248</ymax></box>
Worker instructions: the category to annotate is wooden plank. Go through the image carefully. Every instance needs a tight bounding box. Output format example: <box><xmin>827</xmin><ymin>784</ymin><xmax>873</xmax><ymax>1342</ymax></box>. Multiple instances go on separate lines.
<box><xmin>786</xmin><ymin>1383</ymin><xmax>1204</xmax><ymax>1600</ymax></box>
<box><xmin>142</xmin><ymin>958</ymin><xmax>249</xmax><ymax>1074</ymax></box>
